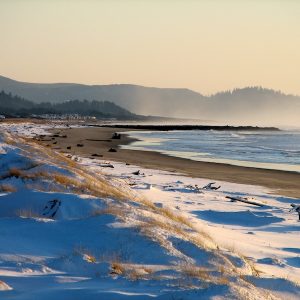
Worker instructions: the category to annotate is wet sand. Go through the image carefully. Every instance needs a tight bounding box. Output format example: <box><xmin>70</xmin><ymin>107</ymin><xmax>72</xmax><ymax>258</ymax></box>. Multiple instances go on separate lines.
<box><xmin>40</xmin><ymin>126</ymin><xmax>300</xmax><ymax>199</ymax></box>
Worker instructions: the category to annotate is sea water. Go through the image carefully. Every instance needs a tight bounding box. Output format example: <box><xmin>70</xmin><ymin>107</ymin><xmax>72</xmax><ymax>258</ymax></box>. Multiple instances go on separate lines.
<box><xmin>121</xmin><ymin>130</ymin><xmax>300</xmax><ymax>172</ymax></box>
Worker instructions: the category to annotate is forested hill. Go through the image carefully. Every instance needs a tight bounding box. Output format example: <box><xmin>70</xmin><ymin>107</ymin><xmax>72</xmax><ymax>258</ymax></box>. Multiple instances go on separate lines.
<box><xmin>1</xmin><ymin>75</ymin><xmax>300</xmax><ymax>126</ymax></box>
<box><xmin>0</xmin><ymin>91</ymin><xmax>135</xmax><ymax>119</ymax></box>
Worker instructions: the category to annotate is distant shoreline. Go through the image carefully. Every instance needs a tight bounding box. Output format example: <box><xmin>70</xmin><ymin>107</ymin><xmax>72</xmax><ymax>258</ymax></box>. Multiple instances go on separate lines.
<box><xmin>87</xmin><ymin>124</ymin><xmax>280</xmax><ymax>131</ymax></box>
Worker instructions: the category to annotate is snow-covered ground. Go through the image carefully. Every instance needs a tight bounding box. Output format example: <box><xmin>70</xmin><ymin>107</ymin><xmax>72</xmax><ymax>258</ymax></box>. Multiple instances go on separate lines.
<box><xmin>0</xmin><ymin>122</ymin><xmax>60</xmax><ymax>138</ymax></box>
<box><xmin>0</xmin><ymin>122</ymin><xmax>299</xmax><ymax>299</ymax></box>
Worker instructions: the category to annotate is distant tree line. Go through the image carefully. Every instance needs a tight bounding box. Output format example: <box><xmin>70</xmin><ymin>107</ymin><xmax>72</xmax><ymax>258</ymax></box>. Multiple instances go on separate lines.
<box><xmin>0</xmin><ymin>90</ymin><xmax>136</xmax><ymax>119</ymax></box>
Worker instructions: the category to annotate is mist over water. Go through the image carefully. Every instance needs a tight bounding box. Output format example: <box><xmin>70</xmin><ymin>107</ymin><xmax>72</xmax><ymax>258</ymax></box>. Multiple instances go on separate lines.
<box><xmin>122</xmin><ymin>130</ymin><xmax>300</xmax><ymax>172</ymax></box>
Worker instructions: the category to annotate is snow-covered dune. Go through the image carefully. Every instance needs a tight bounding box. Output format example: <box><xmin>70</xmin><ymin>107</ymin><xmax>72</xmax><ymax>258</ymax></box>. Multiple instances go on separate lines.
<box><xmin>0</xmin><ymin>122</ymin><xmax>299</xmax><ymax>299</ymax></box>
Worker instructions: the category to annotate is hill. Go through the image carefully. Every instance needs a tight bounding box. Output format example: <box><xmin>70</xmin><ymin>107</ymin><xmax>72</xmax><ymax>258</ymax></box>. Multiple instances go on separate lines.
<box><xmin>0</xmin><ymin>90</ymin><xmax>135</xmax><ymax>119</ymax></box>
<box><xmin>0</xmin><ymin>75</ymin><xmax>300</xmax><ymax>126</ymax></box>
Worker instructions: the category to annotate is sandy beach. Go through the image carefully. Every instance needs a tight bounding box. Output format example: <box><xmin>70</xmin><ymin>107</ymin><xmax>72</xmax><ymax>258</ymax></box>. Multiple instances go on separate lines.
<box><xmin>38</xmin><ymin>126</ymin><xmax>300</xmax><ymax>198</ymax></box>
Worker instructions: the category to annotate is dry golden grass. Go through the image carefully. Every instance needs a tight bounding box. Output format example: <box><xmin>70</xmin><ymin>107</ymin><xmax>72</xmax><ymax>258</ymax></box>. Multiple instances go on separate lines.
<box><xmin>72</xmin><ymin>169</ymin><xmax>130</xmax><ymax>200</ymax></box>
<box><xmin>52</xmin><ymin>173</ymin><xmax>81</xmax><ymax>188</ymax></box>
<box><xmin>84</xmin><ymin>254</ymin><xmax>97</xmax><ymax>263</ymax></box>
<box><xmin>6</xmin><ymin>169</ymin><xmax>51</xmax><ymax>187</ymax></box>
<box><xmin>179</xmin><ymin>262</ymin><xmax>211</xmax><ymax>281</ymax></box>
<box><xmin>73</xmin><ymin>245</ymin><xmax>97</xmax><ymax>263</ymax></box>
<box><xmin>9</xmin><ymin>163</ymin><xmax>128</xmax><ymax>202</ymax></box>
<box><xmin>14</xmin><ymin>136</ymin><xmax>206</xmax><ymax>231</ymax></box>
<box><xmin>126</xmin><ymin>267</ymin><xmax>153</xmax><ymax>281</ymax></box>
<box><xmin>216</xmin><ymin>276</ymin><xmax>230</xmax><ymax>285</ymax></box>
<box><xmin>108</xmin><ymin>259</ymin><xmax>154</xmax><ymax>281</ymax></box>
<box><xmin>110</xmin><ymin>262</ymin><xmax>125</xmax><ymax>275</ymax></box>
<box><xmin>138</xmin><ymin>198</ymin><xmax>213</xmax><ymax>248</ymax></box>
<box><xmin>177</xmin><ymin>262</ymin><xmax>232</xmax><ymax>288</ymax></box>
<box><xmin>0</xmin><ymin>184</ymin><xmax>17</xmax><ymax>193</ymax></box>
<box><xmin>136</xmin><ymin>218</ymin><xmax>203</xmax><ymax>257</ymax></box>
<box><xmin>158</xmin><ymin>207</ymin><xmax>193</xmax><ymax>228</ymax></box>
<box><xmin>2</xmin><ymin>133</ymin><xmax>15</xmax><ymax>145</ymax></box>
<box><xmin>189</xmin><ymin>234</ymin><xmax>213</xmax><ymax>250</ymax></box>
<box><xmin>211</xmin><ymin>250</ymin><xmax>239</xmax><ymax>276</ymax></box>
<box><xmin>18</xmin><ymin>138</ymin><xmax>212</xmax><ymax>240</ymax></box>
<box><xmin>135</xmin><ymin>208</ymin><xmax>214</xmax><ymax>251</ymax></box>
<box><xmin>30</xmin><ymin>142</ymin><xmax>132</xmax><ymax>200</ymax></box>
<box><xmin>218</xmin><ymin>265</ymin><xmax>226</xmax><ymax>275</ymax></box>
<box><xmin>138</xmin><ymin>198</ymin><xmax>157</xmax><ymax>210</ymax></box>
<box><xmin>222</xmin><ymin>249</ymin><xmax>261</xmax><ymax>278</ymax></box>
<box><xmin>8</xmin><ymin>168</ymin><xmax>23</xmax><ymax>178</ymax></box>
<box><xmin>138</xmin><ymin>198</ymin><xmax>193</xmax><ymax>227</ymax></box>
<box><xmin>241</xmin><ymin>255</ymin><xmax>261</xmax><ymax>277</ymax></box>
<box><xmin>91</xmin><ymin>206</ymin><xmax>126</xmax><ymax>219</ymax></box>
<box><xmin>4</xmin><ymin>132</ymin><xmax>263</xmax><ymax>290</ymax></box>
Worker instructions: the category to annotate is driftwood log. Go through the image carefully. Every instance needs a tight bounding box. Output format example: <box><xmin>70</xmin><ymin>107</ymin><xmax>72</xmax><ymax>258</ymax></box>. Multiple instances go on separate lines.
<box><xmin>225</xmin><ymin>196</ymin><xmax>264</xmax><ymax>207</ymax></box>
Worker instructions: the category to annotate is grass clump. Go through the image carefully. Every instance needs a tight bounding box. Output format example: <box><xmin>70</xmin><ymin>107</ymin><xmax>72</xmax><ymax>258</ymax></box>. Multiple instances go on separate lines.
<box><xmin>0</xmin><ymin>184</ymin><xmax>17</xmax><ymax>193</ymax></box>
<box><xmin>179</xmin><ymin>262</ymin><xmax>211</xmax><ymax>281</ymax></box>
<box><xmin>158</xmin><ymin>207</ymin><xmax>193</xmax><ymax>228</ymax></box>
<box><xmin>73</xmin><ymin>245</ymin><xmax>97</xmax><ymax>263</ymax></box>
<box><xmin>8</xmin><ymin>168</ymin><xmax>23</xmax><ymax>178</ymax></box>
<box><xmin>91</xmin><ymin>206</ymin><xmax>125</xmax><ymax>219</ymax></box>
<box><xmin>110</xmin><ymin>262</ymin><xmax>125</xmax><ymax>276</ymax></box>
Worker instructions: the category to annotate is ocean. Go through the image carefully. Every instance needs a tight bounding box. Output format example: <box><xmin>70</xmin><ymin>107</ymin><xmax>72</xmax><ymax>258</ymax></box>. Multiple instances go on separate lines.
<box><xmin>121</xmin><ymin>129</ymin><xmax>300</xmax><ymax>172</ymax></box>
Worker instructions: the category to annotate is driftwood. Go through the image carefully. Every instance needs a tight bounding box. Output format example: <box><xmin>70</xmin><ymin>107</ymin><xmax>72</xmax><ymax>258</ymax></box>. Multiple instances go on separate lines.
<box><xmin>289</xmin><ymin>204</ymin><xmax>300</xmax><ymax>221</ymax></box>
<box><xmin>132</xmin><ymin>170</ymin><xmax>140</xmax><ymax>175</ymax></box>
<box><xmin>91</xmin><ymin>153</ymin><xmax>103</xmax><ymax>157</ymax></box>
<box><xmin>203</xmin><ymin>182</ymin><xmax>221</xmax><ymax>190</ymax></box>
<box><xmin>42</xmin><ymin>199</ymin><xmax>61</xmax><ymax>218</ymax></box>
<box><xmin>225</xmin><ymin>196</ymin><xmax>264</xmax><ymax>207</ymax></box>
<box><xmin>185</xmin><ymin>184</ymin><xmax>203</xmax><ymax>193</ymax></box>
<box><xmin>99</xmin><ymin>164</ymin><xmax>114</xmax><ymax>168</ymax></box>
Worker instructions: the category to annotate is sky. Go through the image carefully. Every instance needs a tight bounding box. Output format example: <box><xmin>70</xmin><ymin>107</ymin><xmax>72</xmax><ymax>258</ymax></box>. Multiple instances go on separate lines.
<box><xmin>0</xmin><ymin>0</ymin><xmax>300</xmax><ymax>95</ymax></box>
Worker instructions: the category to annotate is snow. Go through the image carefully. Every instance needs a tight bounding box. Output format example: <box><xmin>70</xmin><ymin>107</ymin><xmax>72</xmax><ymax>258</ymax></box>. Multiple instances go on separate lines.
<box><xmin>0</xmin><ymin>122</ymin><xmax>299</xmax><ymax>299</ymax></box>
<box><xmin>88</xmin><ymin>159</ymin><xmax>300</xmax><ymax>281</ymax></box>
<box><xmin>0</xmin><ymin>122</ymin><xmax>79</xmax><ymax>138</ymax></box>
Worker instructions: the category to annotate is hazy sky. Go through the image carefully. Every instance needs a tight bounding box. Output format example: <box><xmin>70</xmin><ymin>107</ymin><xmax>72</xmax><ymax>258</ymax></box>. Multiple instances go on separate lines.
<box><xmin>1</xmin><ymin>0</ymin><xmax>300</xmax><ymax>94</ymax></box>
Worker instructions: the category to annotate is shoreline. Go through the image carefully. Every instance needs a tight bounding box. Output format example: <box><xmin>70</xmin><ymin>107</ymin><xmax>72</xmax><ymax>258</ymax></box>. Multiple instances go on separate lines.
<box><xmin>121</xmin><ymin>132</ymin><xmax>300</xmax><ymax>174</ymax></box>
<box><xmin>39</xmin><ymin>126</ymin><xmax>300</xmax><ymax>198</ymax></box>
